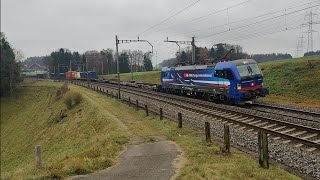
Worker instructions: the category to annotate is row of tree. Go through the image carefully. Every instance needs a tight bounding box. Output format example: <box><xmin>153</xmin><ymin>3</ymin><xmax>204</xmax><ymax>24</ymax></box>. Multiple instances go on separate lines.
<box><xmin>251</xmin><ymin>53</ymin><xmax>292</xmax><ymax>63</ymax></box>
<box><xmin>160</xmin><ymin>43</ymin><xmax>294</xmax><ymax>66</ymax></box>
<box><xmin>174</xmin><ymin>44</ymin><xmax>250</xmax><ymax>65</ymax></box>
<box><xmin>24</xmin><ymin>49</ymin><xmax>154</xmax><ymax>74</ymax></box>
<box><xmin>0</xmin><ymin>33</ymin><xmax>23</xmax><ymax>96</ymax></box>
<box><xmin>304</xmin><ymin>50</ymin><xmax>320</xmax><ymax>57</ymax></box>
<box><xmin>23</xmin><ymin>48</ymin><xmax>153</xmax><ymax>74</ymax></box>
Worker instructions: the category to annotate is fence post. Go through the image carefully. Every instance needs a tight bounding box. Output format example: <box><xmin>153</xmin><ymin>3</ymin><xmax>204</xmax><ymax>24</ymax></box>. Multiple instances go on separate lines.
<box><xmin>258</xmin><ymin>130</ymin><xmax>269</xmax><ymax>169</ymax></box>
<box><xmin>35</xmin><ymin>145</ymin><xmax>41</xmax><ymax>169</ymax></box>
<box><xmin>96</xmin><ymin>87</ymin><xmax>99</xmax><ymax>93</ymax></box>
<box><xmin>111</xmin><ymin>91</ymin><xmax>113</xmax><ymax>98</ymax></box>
<box><xmin>145</xmin><ymin>105</ymin><xmax>149</xmax><ymax>116</ymax></box>
<box><xmin>205</xmin><ymin>122</ymin><xmax>211</xmax><ymax>143</ymax></box>
<box><xmin>160</xmin><ymin>108</ymin><xmax>163</xmax><ymax>120</ymax></box>
<box><xmin>223</xmin><ymin>124</ymin><xmax>230</xmax><ymax>153</ymax></box>
<box><xmin>136</xmin><ymin>100</ymin><xmax>139</xmax><ymax>110</ymax></box>
<box><xmin>178</xmin><ymin>113</ymin><xmax>182</xmax><ymax>128</ymax></box>
<box><xmin>106</xmin><ymin>89</ymin><xmax>109</xmax><ymax>96</ymax></box>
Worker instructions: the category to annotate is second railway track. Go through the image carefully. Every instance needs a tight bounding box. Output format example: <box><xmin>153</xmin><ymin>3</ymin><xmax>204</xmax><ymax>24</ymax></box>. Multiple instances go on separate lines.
<box><xmin>79</xmin><ymin>80</ymin><xmax>320</xmax><ymax>151</ymax></box>
<box><xmin>249</xmin><ymin>102</ymin><xmax>320</xmax><ymax>123</ymax></box>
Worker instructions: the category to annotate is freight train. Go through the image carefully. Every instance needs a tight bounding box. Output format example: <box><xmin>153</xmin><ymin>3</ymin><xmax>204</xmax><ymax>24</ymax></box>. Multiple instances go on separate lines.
<box><xmin>50</xmin><ymin>71</ymin><xmax>97</xmax><ymax>79</ymax></box>
<box><xmin>160</xmin><ymin>59</ymin><xmax>268</xmax><ymax>104</ymax></box>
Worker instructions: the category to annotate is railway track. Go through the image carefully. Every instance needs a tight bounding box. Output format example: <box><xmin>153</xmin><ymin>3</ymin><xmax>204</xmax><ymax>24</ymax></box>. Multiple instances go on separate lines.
<box><xmin>78</xmin><ymin>80</ymin><xmax>320</xmax><ymax>151</ymax></box>
<box><xmin>250</xmin><ymin>103</ymin><xmax>320</xmax><ymax>123</ymax></box>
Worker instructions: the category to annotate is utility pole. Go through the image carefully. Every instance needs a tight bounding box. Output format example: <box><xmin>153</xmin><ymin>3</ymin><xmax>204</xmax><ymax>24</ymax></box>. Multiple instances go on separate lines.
<box><xmin>101</xmin><ymin>61</ymin><xmax>104</xmax><ymax>75</ymax></box>
<box><xmin>155</xmin><ymin>51</ymin><xmax>158</xmax><ymax>68</ymax></box>
<box><xmin>302</xmin><ymin>5</ymin><xmax>319</xmax><ymax>52</ymax></box>
<box><xmin>164</xmin><ymin>37</ymin><xmax>192</xmax><ymax>64</ymax></box>
<box><xmin>116</xmin><ymin>35</ymin><xmax>120</xmax><ymax>99</ymax></box>
<box><xmin>295</xmin><ymin>35</ymin><xmax>305</xmax><ymax>57</ymax></box>
<box><xmin>69</xmin><ymin>59</ymin><xmax>71</xmax><ymax>71</ymax></box>
<box><xmin>86</xmin><ymin>56</ymin><xmax>88</xmax><ymax>71</ymax></box>
<box><xmin>115</xmin><ymin>35</ymin><xmax>153</xmax><ymax>99</ymax></box>
<box><xmin>130</xmin><ymin>53</ymin><xmax>133</xmax><ymax>81</ymax></box>
<box><xmin>192</xmin><ymin>36</ymin><xmax>195</xmax><ymax>64</ymax></box>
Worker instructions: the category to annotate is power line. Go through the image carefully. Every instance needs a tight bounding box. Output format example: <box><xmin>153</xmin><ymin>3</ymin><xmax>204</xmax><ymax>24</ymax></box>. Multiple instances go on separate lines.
<box><xmin>205</xmin><ymin>10</ymin><xmax>306</xmax><ymax>43</ymax></box>
<box><xmin>149</xmin><ymin>0</ymin><xmax>251</xmax><ymax>36</ymax></box>
<box><xmin>168</xmin><ymin>1</ymin><xmax>315</xmax><ymax>38</ymax></box>
<box><xmin>198</xmin><ymin>4</ymin><xmax>320</xmax><ymax>40</ymax></box>
<box><xmin>138</xmin><ymin>0</ymin><xmax>201</xmax><ymax>36</ymax></box>
<box><xmin>303</xmin><ymin>6</ymin><xmax>319</xmax><ymax>52</ymax></box>
<box><xmin>197</xmin><ymin>15</ymin><xmax>308</xmax><ymax>46</ymax></box>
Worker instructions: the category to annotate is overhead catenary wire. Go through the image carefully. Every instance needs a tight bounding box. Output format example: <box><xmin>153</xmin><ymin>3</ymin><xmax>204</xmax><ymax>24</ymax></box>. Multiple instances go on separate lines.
<box><xmin>199</xmin><ymin>10</ymin><xmax>306</xmax><ymax>44</ymax></box>
<box><xmin>146</xmin><ymin>0</ymin><xmax>251</xmax><ymax>36</ymax></box>
<box><xmin>198</xmin><ymin>4</ymin><xmax>320</xmax><ymax>40</ymax></box>
<box><xmin>165</xmin><ymin>0</ymin><xmax>319</xmax><ymax>39</ymax></box>
<box><xmin>137</xmin><ymin>0</ymin><xmax>201</xmax><ymax>36</ymax></box>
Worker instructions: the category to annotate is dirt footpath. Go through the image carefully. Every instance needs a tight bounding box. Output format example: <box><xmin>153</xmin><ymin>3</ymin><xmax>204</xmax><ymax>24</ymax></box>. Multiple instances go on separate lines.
<box><xmin>70</xmin><ymin>136</ymin><xmax>185</xmax><ymax>180</ymax></box>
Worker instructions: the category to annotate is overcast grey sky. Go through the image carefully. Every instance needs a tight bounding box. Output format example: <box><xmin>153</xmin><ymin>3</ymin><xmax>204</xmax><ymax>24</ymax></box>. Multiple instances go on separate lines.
<box><xmin>2</xmin><ymin>0</ymin><xmax>320</xmax><ymax>65</ymax></box>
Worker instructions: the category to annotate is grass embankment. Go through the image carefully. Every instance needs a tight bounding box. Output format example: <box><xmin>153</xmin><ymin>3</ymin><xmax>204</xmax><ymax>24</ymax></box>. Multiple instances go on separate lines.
<box><xmin>1</xmin><ymin>80</ymin><xmax>130</xmax><ymax>179</ymax></box>
<box><xmin>260</xmin><ymin>56</ymin><xmax>320</xmax><ymax>108</ymax></box>
<box><xmin>100</xmin><ymin>56</ymin><xmax>320</xmax><ymax>108</ymax></box>
<box><xmin>100</xmin><ymin>71</ymin><xmax>160</xmax><ymax>84</ymax></box>
<box><xmin>1</xmin><ymin>80</ymin><xmax>300</xmax><ymax>179</ymax></box>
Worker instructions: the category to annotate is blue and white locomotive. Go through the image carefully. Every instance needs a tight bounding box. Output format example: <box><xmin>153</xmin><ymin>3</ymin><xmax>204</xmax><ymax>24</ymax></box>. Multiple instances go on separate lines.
<box><xmin>160</xmin><ymin>59</ymin><xmax>268</xmax><ymax>104</ymax></box>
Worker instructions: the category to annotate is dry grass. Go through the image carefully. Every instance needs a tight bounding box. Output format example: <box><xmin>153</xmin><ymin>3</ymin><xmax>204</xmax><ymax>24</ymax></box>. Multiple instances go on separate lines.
<box><xmin>0</xmin><ymin>81</ymin><xmax>129</xmax><ymax>179</ymax></box>
<box><xmin>63</xmin><ymin>91</ymin><xmax>83</xmax><ymax>109</ymax></box>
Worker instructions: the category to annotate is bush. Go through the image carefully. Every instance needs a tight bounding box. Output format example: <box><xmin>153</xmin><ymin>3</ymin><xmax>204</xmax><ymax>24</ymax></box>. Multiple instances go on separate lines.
<box><xmin>56</xmin><ymin>83</ymin><xmax>69</xmax><ymax>99</ymax></box>
<box><xmin>73</xmin><ymin>92</ymin><xmax>83</xmax><ymax>105</ymax></box>
<box><xmin>63</xmin><ymin>91</ymin><xmax>83</xmax><ymax>109</ymax></box>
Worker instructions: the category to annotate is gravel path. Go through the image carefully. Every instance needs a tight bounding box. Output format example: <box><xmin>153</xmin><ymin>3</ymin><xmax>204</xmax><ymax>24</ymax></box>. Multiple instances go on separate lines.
<box><xmin>70</xmin><ymin>137</ymin><xmax>183</xmax><ymax>180</ymax></box>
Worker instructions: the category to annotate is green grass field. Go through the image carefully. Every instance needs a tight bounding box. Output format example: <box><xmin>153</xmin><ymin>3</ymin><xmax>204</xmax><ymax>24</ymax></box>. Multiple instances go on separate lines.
<box><xmin>259</xmin><ymin>56</ymin><xmax>320</xmax><ymax>108</ymax></box>
<box><xmin>1</xmin><ymin>80</ymin><xmax>300</xmax><ymax>179</ymax></box>
<box><xmin>100</xmin><ymin>56</ymin><xmax>320</xmax><ymax>108</ymax></box>
<box><xmin>100</xmin><ymin>71</ymin><xmax>160</xmax><ymax>84</ymax></box>
<box><xmin>1</xmin><ymin>80</ymin><xmax>130</xmax><ymax>179</ymax></box>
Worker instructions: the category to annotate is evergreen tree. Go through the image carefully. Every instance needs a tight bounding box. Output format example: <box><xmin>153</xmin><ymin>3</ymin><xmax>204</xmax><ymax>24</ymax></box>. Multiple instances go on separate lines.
<box><xmin>0</xmin><ymin>32</ymin><xmax>22</xmax><ymax>96</ymax></box>
<box><xmin>209</xmin><ymin>47</ymin><xmax>215</xmax><ymax>58</ymax></box>
<box><xmin>216</xmin><ymin>44</ymin><xmax>225</xmax><ymax>58</ymax></box>
<box><xmin>119</xmin><ymin>52</ymin><xmax>130</xmax><ymax>73</ymax></box>
<box><xmin>143</xmin><ymin>54</ymin><xmax>153</xmax><ymax>71</ymax></box>
<box><xmin>180</xmin><ymin>51</ymin><xmax>188</xmax><ymax>63</ymax></box>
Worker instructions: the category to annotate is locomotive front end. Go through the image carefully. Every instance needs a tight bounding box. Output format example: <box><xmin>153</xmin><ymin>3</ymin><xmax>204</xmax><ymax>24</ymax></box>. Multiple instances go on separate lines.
<box><xmin>233</xmin><ymin>59</ymin><xmax>268</xmax><ymax>103</ymax></box>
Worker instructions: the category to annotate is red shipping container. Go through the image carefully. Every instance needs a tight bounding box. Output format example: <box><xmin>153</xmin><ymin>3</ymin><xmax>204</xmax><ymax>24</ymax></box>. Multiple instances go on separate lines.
<box><xmin>66</xmin><ymin>71</ymin><xmax>76</xmax><ymax>78</ymax></box>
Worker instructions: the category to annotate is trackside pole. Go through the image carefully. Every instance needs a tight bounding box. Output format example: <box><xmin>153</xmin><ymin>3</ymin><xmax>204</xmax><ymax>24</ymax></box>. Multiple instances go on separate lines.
<box><xmin>178</xmin><ymin>113</ymin><xmax>182</xmax><ymax>128</ymax></box>
<box><xmin>205</xmin><ymin>122</ymin><xmax>211</xmax><ymax>143</ymax></box>
<box><xmin>35</xmin><ymin>145</ymin><xmax>42</xmax><ymax>169</ymax></box>
<box><xmin>224</xmin><ymin>124</ymin><xmax>230</xmax><ymax>153</ymax></box>
<box><xmin>258</xmin><ymin>130</ymin><xmax>269</xmax><ymax>169</ymax></box>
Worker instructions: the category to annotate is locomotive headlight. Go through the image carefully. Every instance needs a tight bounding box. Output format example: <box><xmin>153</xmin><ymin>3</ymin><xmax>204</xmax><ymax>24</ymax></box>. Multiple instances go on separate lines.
<box><xmin>237</xmin><ymin>83</ymin><xmax>242</xmax><ymax>90</ymax></box>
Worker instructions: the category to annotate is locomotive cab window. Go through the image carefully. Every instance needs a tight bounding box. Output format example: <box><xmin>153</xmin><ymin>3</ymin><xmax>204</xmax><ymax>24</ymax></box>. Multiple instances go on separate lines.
<box><xmin>224</xmin><ymin>70</ymin><xmax>234</xmax><ymax>80</ymax></box>
<box><xmin>215</xmin><ymin>70</ymin><xmax>224</xmax><ymax>78</ymax></box>
<box><xmin>161</xmin><ymin>72</ymin><xmax>166</xmax><ymax>78</ymax></box>
<box><xmin>215</xmin><ymin>70</ymin><xmax>234</xmax><ymax>80</ymax></box>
